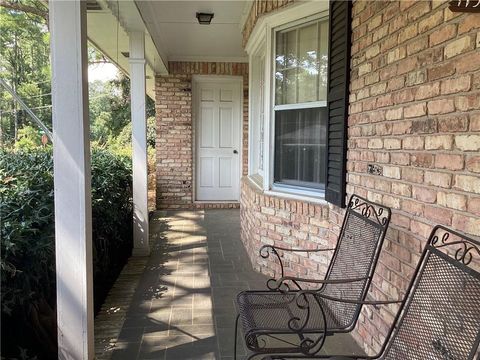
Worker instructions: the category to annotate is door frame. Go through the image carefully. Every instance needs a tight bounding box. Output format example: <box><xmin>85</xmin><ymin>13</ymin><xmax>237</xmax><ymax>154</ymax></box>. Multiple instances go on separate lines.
<box><xmin>192</xmin><ymin>75</ymin><xmax>244</xmax><ymax>202</ymax></box>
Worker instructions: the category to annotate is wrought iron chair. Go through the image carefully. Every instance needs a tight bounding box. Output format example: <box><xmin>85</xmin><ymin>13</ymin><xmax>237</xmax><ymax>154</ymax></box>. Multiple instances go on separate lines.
<box><xmin>234</xmin><ymin>195</ymin><xmax>392</xmax><ymax>358</ymax></box>
<box><xmin>237</xmin><ymin>225</ymin><xmax>480</xmax><ymax>359</ymax></box>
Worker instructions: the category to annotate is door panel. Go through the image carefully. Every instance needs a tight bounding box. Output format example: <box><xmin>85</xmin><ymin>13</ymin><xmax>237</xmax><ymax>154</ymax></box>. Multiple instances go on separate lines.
<box><xmin>199</xmin><ymin>157</ymin><xmax>215</xmax><ymax>187</ymax></box>
<box><xmin>196</xmin><ymin>80</ymin><xmax>241</xmax><ymax>201</ymax></box>
<box><xmin>200</xmin><ymin>106</ymin><xmax>215</xmax><ymax>148</ymax></box>
<box><xmin>219</xmin><ymin>107</ymin><xmax>233</xmax><ymax>148</ymax></box>
<box><xmin>219</xmin><ymin>157</ymin><xmax>232</xmax><ymax>188</ymax></box>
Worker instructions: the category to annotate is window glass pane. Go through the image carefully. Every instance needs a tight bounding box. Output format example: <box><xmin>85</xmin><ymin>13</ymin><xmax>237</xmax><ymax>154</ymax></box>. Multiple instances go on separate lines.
<box><xmin>318</xmin><ymin>20</ymin><xmax>329</xmax><ymax>101</ymax></box>
<box><xmin>275</xmin><ymin>18</ymin><xmax>328</xmax><ymax>105</ymax></box>
<box><xmin>275</xmin><ymin>29</ymin><xmax>297</xmax><ymax>105</ymax></box>
<box><xmin>274</xmin><ymin>107</ymin><xmax>327</xmax><ymax>189</ymax></box>
<box><xmin>285</xmin><ymin>30</ymin><xmax>297</xmax><ymax>68</ymax></box>
<box><xmin>275</xmin><ymin>28</ymin><xmax>297</xmax><ymax>105</ymax></box>
<box><xmin>298</xmin><ymin>23</ymin><xmax>318</xmax><ymax>103</ymax></box>
<box><xmin>282</xmin><ymin>69</ymin><xmax>297</xmax><ymax>105</ymax></box>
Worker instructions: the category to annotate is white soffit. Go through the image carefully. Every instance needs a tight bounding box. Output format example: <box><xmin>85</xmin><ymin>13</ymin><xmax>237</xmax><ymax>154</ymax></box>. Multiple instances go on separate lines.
<box><xmin>135</xmin><ymin>0</ymin><xmax>249</xmax><ymax>63</ymax></box>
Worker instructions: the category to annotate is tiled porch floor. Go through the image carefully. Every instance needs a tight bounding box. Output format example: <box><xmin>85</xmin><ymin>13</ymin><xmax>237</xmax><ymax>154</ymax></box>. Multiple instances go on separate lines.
<box><xmin>95</xmin><ymin>209</ymin><xmax>363</xmax><ymax>360</ymax></box>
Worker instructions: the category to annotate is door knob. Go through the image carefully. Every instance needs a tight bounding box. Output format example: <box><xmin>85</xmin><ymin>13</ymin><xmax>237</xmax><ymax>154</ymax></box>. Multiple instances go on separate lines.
<box><xmin>233</xmin><ymin>149</ymin><xmax>238</xmax><ymax>154</ymax></box>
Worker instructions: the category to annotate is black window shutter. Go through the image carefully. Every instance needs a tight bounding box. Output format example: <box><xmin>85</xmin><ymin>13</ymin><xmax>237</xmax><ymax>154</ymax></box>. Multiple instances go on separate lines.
<box><xmin>325</xmin><ymin>0</ymin><xmax>352</xmax><ymax>208</ymax></box>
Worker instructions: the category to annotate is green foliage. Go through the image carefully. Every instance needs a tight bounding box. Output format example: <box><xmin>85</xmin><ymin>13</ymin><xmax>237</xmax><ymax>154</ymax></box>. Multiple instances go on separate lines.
<box><xmin>90</xmin><ymin>148</ymin><xmax>133</xmax><ymax>306</ymax></box>
<box><xmin>14</xmin><ymin>125</ymin><xmax>45</xmax><ymax>149</ymax></box>
<box><xmin>91</xmin><ymin>111</ymin><xmax>114</xmax><ymax>144</ymax></box>
<box><xmin>0</xmin><ymin>148</ymin><xmax>133</xmax><ymax>359</ymax></box>
<box><xmin>89</xmin><ymin>76</ymin><xmax>156</xmax><ymax>146</ymax></box>
<box><xmin>0</xmin><ymin>2</ymin><xmax>51</xmax><ymax>146</ymax></box>
<box><xmin>0</xmin><ymin>3</ymin><xmax>156</xmax><ymax>151</ymax></box>
<box><xmin>0</xmin><ymin>149</ymin><xmax>55</xmax><ymax>315</ymax></box>
<box><xmin>109</xmin><ymin>116</ymin><xmax>156</xmax><ymax>150</ymax></box>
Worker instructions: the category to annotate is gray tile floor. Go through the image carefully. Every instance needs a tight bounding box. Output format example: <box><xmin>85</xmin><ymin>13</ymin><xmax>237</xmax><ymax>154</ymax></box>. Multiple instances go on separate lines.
<box><xmin>96</xmin><ymin>209</ymin><xmax>363</xmax><ymax>360</ymax></box>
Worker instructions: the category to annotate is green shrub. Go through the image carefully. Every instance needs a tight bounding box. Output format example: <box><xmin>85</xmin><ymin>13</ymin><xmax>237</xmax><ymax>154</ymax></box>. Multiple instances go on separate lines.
<box><xmin>0</xmin><ymin>149</ymin><xmax>55</xmax><ymax>312</ymax></box>
<box><xmin>90</xmin><ymin>148</ymin><xmax>133</xmax><ymax>311</ymax></box>
<box><xmin>0</xmin><ymin>147</ymin><xmax>133</xmax><ymax>359</ymax></box>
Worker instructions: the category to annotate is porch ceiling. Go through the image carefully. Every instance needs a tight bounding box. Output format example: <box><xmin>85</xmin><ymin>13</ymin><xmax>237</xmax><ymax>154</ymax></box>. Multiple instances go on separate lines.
<box><xmin>135</xmin><ymin>0</ymin><xmax>250</xmax><ymax>63</ymax></box>
<box><xmin>86</xmin><ymin>0</ymin><xmax>168</xmax><ymax>99</ymax></box>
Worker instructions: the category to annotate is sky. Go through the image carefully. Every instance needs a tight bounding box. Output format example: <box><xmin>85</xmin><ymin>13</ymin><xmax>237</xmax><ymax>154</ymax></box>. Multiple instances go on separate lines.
<box><xmin>88</xmin><ymin>62</ymin><xmax>119</xmax><ymax>82</ymax></box>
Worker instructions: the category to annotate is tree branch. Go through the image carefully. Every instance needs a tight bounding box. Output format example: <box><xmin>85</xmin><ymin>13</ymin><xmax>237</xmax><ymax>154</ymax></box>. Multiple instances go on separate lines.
<box><xmin>0</xmin><ymin>0</ymin><xmax>48</xmax><ymax>22</ymax></box>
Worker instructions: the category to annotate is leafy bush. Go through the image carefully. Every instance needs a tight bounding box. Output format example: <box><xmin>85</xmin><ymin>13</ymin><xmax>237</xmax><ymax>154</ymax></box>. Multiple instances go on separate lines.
<box><xmin>107</xmin><ymin>116</ymin><xmax>156</xmax><ymax>152</ymax></box>
<box><xmin>0</xmin><ymin>148</ymin><xmax>133</xmax><ymax>359</ymax></box>
<box><xmin>15</xmin><ymin>125</ymin><xmax>45</xmax><ymax>150</ymax></box>
<box><xmin>0</xmin><ymin>149</ymin><xmax>57</xmax><ymax>357</ymax></box>
<box><xmin>90</xmin><ymin>148</ymin><xmax>133</xmax><ymax>310</ymax></box>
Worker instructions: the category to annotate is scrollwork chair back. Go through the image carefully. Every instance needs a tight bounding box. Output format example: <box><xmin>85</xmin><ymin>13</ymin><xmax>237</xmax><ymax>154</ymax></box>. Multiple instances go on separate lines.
<box><xmin>380</xmin><ymin>225</ymin><xmax>480</xmax><ymax>360</ymax></box>
<box><xmin>316</xmin><ymin>195</ymin><xmax>391</xmax><ymax>331</ymax></box>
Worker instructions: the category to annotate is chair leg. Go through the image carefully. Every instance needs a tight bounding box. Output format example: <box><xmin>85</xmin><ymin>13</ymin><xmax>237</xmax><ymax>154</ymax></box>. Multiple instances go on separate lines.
<box><xmin>234</xmin><ymin>313</ymin><xmax>240</xmax><ymax>360</ymax></box>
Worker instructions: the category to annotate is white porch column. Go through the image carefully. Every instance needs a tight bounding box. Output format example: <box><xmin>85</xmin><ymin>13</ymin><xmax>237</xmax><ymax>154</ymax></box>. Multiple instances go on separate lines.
<box><xmin>129</xmin><ymin>31</ymin><xmax>150</xmax><ymax>255</ymax></box>
<box><xmin>50</xmin><ymin>1</ymin><xmax>94</xmax><ymax>359</ymax></box>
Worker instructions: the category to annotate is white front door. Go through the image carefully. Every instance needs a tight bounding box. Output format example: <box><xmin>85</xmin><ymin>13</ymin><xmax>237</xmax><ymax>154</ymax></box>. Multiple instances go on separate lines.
<box><xmin>195</xmin><ymin>78</ymin><xmax>242</xmax><ymax>201</ymax></box>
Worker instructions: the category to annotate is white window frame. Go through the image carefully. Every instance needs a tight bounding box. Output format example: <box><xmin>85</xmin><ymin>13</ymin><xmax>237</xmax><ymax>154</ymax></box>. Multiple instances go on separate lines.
<box><xmin>248</xmin><ymin>39</ymin><xmax>266</xmax><ymax>188</ymax></box>
<box><xmin>245</xmin><ymin>1</ymin><xmax>329</xmax><ymax>200</ymax></box>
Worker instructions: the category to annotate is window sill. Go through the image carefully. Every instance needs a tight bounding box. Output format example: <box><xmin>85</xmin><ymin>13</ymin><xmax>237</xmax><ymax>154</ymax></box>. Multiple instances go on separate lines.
<box><xmin>245</xmin><ymin>176</ymin><xmax>328</xmax><ymax>205</ymax></box>
<box><xmin>265</xmin><ymin>187</ymin><xmax>328</xmax><ymax>206</ymax></box>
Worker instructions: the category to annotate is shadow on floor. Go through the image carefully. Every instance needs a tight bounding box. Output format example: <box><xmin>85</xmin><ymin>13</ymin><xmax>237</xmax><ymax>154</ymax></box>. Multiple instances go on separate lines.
<box><xmin>95</xmin><ymin>209</ymin><xmax>270</xmax><ymax>360</ymax></box>
<box><xmin>95</xmin><ymin>209</ymin><xmax>363</xmax><ymax>360</ymax></box>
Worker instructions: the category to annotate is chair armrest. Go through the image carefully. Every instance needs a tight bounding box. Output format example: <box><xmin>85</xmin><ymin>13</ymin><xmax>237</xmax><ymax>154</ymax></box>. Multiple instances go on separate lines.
<box><xmin>295</xmin><ymin>290</ymin><xmax>404</xmax><ymax>306</ymax></box>
<box><xmin>272</xmin><ymin>275</ymin><xmax>370</xmax><ymax>292</ymax></box>
<box><xmin>259</xmin><ymin>244</ymin><xmax>336</xmax><ymax>255</ymax></box>
<box><xmin>259</xmin><ymin>244</ymin><xmax>336</xmax><ymax>289</ymax></box>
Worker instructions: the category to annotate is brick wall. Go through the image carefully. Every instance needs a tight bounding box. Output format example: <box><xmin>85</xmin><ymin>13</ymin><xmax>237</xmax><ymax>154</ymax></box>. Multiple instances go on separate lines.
<box><xmin>240</xmin><ymin>178</ymin><xmax>332</xmax><ymax>278</ymax></box>
<box><xmin>240</xmin><ymin>0</ymin><xmax>480</xmax><ymax>356</ymax></box>
<box><xmin>242</xmin><ymin>0</ymin><xmax>295</xmax><ymax>46</ymax></box>
<box><xmin>346</xmin><ymin>0</ymin><xmax>480</xmax><ymax>353</ymax></box>
<box><xmin>155</xmin><ymin>62</ymin><xmax>248</xmax><ymax>209</ymax></box>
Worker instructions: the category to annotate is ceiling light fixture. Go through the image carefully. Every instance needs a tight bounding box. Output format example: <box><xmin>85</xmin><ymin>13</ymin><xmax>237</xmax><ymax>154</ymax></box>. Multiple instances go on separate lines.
<box><xmin>196</xmin><ymin>12</ymin><xmax>214</xmax><ymax>25</ymax></box>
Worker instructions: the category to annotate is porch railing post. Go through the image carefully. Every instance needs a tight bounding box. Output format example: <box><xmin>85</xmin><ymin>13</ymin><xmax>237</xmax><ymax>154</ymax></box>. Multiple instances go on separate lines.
<box><xmin>129</xmin><ymin>31</ymin><xmax>150</xmax><ymax>255</ymax></box>
<box><xmin>49</xmin><ymin>1</ymin><xmax>94</xmax><ymax>358</ymax></box>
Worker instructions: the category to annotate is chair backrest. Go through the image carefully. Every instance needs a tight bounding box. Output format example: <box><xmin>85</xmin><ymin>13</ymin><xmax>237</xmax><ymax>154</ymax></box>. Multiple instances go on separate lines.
<box><xmin>319</xmin><ymin>194</ymin><xmax>391</xmax><ymax>330</ymax></box>
<box><xmin>381</xmin><ymin>225</ymin><xmax>480</xmax><ymax>360</ymax></box>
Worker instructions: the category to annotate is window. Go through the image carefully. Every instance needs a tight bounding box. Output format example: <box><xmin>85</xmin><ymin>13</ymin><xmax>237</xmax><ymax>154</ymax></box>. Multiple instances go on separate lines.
<box><xmin>273</xmin><ymin>18</ymin><xmax>329</xmax><ymax>190</ymax></box>
<box><xmin>246</xmin><ymin>1</ymin><xmax>351</xmax><ymax>206</ymax></box>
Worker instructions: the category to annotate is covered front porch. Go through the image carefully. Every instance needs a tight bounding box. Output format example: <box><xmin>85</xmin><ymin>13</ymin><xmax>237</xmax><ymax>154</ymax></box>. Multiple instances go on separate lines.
<box><xmin>94</xmin><ymin>210</ymin><xmax>361</xmax><ymax>359</ymax></box>
<box><xmin>41</xmin><ymin>0</ymin><xmax>480</xmax><ymax>358</ymax></box>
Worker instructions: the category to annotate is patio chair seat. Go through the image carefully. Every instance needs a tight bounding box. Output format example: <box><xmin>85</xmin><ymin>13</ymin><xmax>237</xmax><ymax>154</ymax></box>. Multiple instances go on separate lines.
<box><xmin>237</xmin><ymin>291</ymin><xmax>353</xmax><ymax>335</ymax></box>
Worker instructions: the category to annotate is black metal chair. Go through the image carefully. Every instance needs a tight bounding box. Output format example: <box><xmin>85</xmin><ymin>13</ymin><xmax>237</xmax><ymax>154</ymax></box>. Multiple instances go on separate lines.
<box><xmin>234</xmin><ymin>195</ymin><xmax>392</xmax><ymax>358</ymax></box>
<box><xmin>237</xmin><ymin>225</ymin><xmax>480</xmax><ymax>359</ymax></box>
